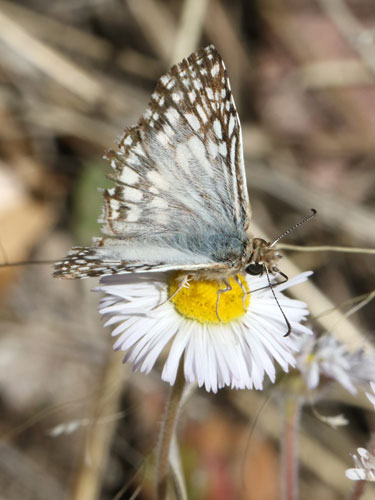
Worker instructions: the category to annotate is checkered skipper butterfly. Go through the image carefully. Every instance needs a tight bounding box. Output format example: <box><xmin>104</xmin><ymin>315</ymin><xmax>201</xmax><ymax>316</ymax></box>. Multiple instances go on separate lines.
<box><xmin>53</xmin><ymin>45</ymin><xmax>315</xmax><ymax>313</ymax></box>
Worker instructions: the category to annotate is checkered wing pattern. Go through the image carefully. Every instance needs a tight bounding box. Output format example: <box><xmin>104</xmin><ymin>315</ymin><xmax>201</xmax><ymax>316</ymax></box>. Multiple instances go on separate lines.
<box><xmin>54</xmin><ymin>45</ymin><xmax>251</xmax><ymax>279</ymax></box>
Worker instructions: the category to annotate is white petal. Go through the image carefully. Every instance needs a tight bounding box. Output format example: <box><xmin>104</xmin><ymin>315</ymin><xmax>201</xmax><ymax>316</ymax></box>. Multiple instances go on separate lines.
<box><xmin>345</xmin><ymin>468</ymin><xmax>367</xmax><ymax>480</ymax></box>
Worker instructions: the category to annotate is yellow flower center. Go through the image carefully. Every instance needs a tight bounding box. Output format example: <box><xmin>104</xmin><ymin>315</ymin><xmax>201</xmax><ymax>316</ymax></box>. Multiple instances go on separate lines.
<box><xmin>169</xmin><ymin>274</ymin><xmax>250</xmax><ymax>324</ymax></box>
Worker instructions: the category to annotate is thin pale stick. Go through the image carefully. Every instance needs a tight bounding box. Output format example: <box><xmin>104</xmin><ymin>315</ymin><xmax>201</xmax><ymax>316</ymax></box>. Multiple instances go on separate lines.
<box><xmin>313</xmin><ymin>290</ymin><xmax>375</xmax><ymax>321</ymax></box>
<box><xmin>240</xmin><ymin>391</ymin><xmax>272</xmax><ymax>494</ymax></box>
<box><xmin>170</xmin><ymin>435</ymin><xmax>188</xmax><ymax>500</ymax></box>
<box><xmin>282</xmin><ymin>396</ymin><xmax>302</xmax><ymax>500</ymax></box>
<box><xmin>0</xmin><ymin>260</ymin><xmax>57</xmax><ymax>268</ymax></box>
<box><xmin>277</xmin><ymin>244</ymin><xmax>375</xmax><ymax>254</ymax></box>
<box><xmin>156</xmin><ymin>362</ymin><xmax>186</xmax><ymax>500</ymax></box>
<box><xmin>342</xmin><ymin>290</ymin><xmax>375</xmax><ymax>320</ymax></box>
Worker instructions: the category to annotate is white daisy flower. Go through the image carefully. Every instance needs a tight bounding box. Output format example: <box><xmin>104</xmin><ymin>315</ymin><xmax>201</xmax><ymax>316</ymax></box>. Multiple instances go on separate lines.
<box><xmin>296</xmin><ymin>334</ymin><xmax>375</xmax><ymax>395</ymax></box>
<box><xmin>345</xmin><ymin>447</ymin><xmax>375</xmax><ymax>482</ymax></box>
<box><xmin>346</xmin><ymin>382</ymin><xmax>375</xmax><ymax>482</ymax></box>
<box><xmin>96</xmin><ymin>271</ymin><xmax>312</xmax><ymax>392</ymax></box>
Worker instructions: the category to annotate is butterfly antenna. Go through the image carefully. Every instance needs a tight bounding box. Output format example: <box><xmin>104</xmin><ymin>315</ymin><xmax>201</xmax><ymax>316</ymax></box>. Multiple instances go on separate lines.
<box><xmin>270</xmin><ymin>209</ymin><xmax>317</xmax><ymax>248</ymax></box>
<box><xmin>265</xmin><ymin>267</ymin><xmax>291</xmax><ymax>337</ymax></box>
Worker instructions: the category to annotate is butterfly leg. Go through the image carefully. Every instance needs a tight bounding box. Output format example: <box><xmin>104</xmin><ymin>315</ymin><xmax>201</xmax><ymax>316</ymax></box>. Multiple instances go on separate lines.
<box><xmin>234</xmin><ymin>275</ymin><xmax>248</xmax><ymax>312</ymax></box>
<box><xmin>168</xmin><ymin>274</ymin><xmax>190</xmax><ymax>301</ymax></box>
<box><xmin>152</xmin><ymin>274</ymin><xmax>190</xmax><ymax>311</ymax></box>
<box><xmin>216</xmin><ymin>279</ymin><xmax>232</xmax><ymax>321</ymax></box>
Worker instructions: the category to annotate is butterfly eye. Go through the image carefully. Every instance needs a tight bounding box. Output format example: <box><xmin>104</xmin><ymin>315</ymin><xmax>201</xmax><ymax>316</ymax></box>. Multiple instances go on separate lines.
<box><xmin>245</xmin><ymin>263</ymin><xmax>264</xmax><ymax>276</ymax></box>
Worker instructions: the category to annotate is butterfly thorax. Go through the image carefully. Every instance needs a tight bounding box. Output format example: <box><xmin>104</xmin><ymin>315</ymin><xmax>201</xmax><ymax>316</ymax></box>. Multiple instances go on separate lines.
<box><xmin>184</xmin><ymin>236</ymin><xmax>281</xmax><ymax>282</ymax></box>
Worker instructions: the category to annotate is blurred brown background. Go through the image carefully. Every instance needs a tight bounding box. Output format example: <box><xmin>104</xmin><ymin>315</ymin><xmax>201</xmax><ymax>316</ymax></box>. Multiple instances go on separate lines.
<box><xmin>0</xmin><ymin>0</ymin><xmax>374</xmax><ymax>499</ymax></box>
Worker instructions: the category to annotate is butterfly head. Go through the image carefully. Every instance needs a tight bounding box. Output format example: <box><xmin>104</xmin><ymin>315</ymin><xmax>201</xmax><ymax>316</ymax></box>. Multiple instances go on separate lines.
<box><xmin>245</xmin><ymin>238</ymin><xmax>281</xmax><ymax>277</ymax></box>
<box><xmin>245</xmin><ymin>210</ymin><xmax>317</xmax><ymax>278</ymax></box>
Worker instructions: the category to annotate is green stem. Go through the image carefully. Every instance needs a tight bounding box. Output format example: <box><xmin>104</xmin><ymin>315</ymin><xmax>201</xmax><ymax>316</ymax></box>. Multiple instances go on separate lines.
<box><xmin>155</xmin><ymin>363</ymin><xmax>186</xmax><ymax>500</ymax></box>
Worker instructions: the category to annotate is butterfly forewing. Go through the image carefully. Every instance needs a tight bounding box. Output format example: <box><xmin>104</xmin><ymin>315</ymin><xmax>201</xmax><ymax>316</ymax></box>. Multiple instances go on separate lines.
<box><xmin>54</xmin><ymin>45</ymin><xmax>251</xmax><ymax>279</ymax></box>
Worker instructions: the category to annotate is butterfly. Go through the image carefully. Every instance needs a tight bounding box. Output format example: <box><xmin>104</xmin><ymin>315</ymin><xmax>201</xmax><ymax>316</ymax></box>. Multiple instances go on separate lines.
<box><xmin>53</xmin><ymin>44</ymin><xmax>315</xmax><ymax>326</ymax></box>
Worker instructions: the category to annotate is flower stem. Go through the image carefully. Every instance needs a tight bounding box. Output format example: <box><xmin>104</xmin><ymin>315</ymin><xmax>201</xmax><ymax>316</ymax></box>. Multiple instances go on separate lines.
<box><xmin>155</xmin><ymin>363</ymin><xmax>186</xmax><ymax>500</ymax></box>
<box><xmin>349</xmin><ymin>480</ymin><xmax>366</xmax><ymax>500</ymax></box>
<box><xmin>282</xmin><ymin>396</ymin><xmax>302</xmax><ymax>500</ymax></box>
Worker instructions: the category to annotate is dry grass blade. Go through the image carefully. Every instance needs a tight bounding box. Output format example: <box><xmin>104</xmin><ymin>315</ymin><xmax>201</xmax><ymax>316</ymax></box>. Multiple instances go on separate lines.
<box><xmin>126</xmin><ymin>0</ymin><xmax>176</xmax><ymax>63</ymax></box>
<box><xmin>0</xmin><ymin>0</ymin><xmax>112</xmax><ymax>61</ymax></box>
<box><xmin>245</xmin><ymin>158</ymin><xmax>375</xmax><ymax>245</ymax></box>
<box><xmin>0</xmin><ymin>8</ymin><xmax>103</xmax><ymax>103</ymax></box>
<box><xmin>71</xmin><ymin>352</ymin><xmax>128</xmax><ymax>500</ymax></box>
<box><xmin>170</xmin><ymin>0</ymin><xmax>209</xmax><ymax>65</ymax></box>
<box><xmin>316</xmin><ymin>0</ymin><xmax>375</xmax><ymax>75</ymax></box>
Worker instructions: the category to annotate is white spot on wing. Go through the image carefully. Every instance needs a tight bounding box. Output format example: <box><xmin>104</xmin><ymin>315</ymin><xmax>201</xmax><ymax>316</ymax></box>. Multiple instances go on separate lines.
<box><xmin>172</xmin><ymin>92</ymin><xmax>182</xmax><ymax>103</ymax></box>
<box><xmin>160</xmin><ymin>75</ymin><xmax>169</xmax><ymax>85</ymax></box>
<box><xmin>121</xmin><ymin>168</ymin><xmax>139</xmax><ymax>185</ymax></box>
<box><xmin>207</xmin><ymin>138</ymin><xmax>218</xmax><ymax>158</ymax></box>
<box><xmin>133</xmin><ymin>144</ymin><xmax>144</xmax><ymax>157</ymax></box>
<box><xmin>109</xmin><ymin>199</ymin><xmax>120</xmax><ymax>218</ymax></box>
<box><xmin>211</xmin><ymin>63</ymin><xmax>220</xmax><ymax>77</ymax></box>
<box><xmin>213</xmin><ymin>119</ymin><xmax>222</xmax><ymax>140</ymax></box>
<box><xmin>185</xmin><ymin>113</ymin><xmax>200</xmax><ymax>131</ymax></box>
<box><xmin>230</xmin><ymin>135</ymin><xmax>237</xmax><ymax>170</ymax></box>
<box><xmin>193</xmin><ymin>80</ymin><xmax>202</xmax><ymax>91</ymax></box>
<box><xmin>127</xmin><ymin>152</ymin><xmax>139</xmax><ymax>166</ymax></box>
<box><xmin>150</xmin><ymin>198</ymin><xmax>168</xmax><ymax>209</ymax></box>
<box><xmin>176</xmin><ymin>143</ymin><xmax>190</xmax><ymax>173</ymax></box>
<box><xmin>228</xmin><ymin>114</ymin><xmax>235</xmax><ymax>137</ymax></box>
<box><xmin>166</xmin><ymin>108</ymin><xmax>180</xmax><ymax>125</ymax></box>
<box><xmin>219</xmin><ymin>142</ymin><xmax>227</xmax><ymax>156</ymax></box>
<box><xmin>147</xmin><ymin>170</ymin><xmax>169</xmax><ymax>190</ymax></box>
<box><xmin>157</xmin><ymin>131</ymin><xmax>169</xmax><ymax>146</ymax></box>
<box><xmin>188</xmin><ymin>136</ymin><xmax>213</xmax><ymax>176</ymax></box>
<box><xmin>196</xmin><ymin>104</ymin><xmax>207</xmax><ymax>123</ymax></box>
<box><xmin>163</xmin><ymin>124</ymin><xmax>174</xmax><ymax>137</ymax></box>
<box><xmin>127</xmin><ymin>205</ymin><xmax>141</xmax><ymax>222</ymax></box>
<box><xmin>188</xmin><ymin>90</ymin><xmax>196</xmax><ymax>103</ymax></box>
<box><xmin>124</xmin><ymin>187</ymin><xmax>143</xmax><ymax>203</ymax></box>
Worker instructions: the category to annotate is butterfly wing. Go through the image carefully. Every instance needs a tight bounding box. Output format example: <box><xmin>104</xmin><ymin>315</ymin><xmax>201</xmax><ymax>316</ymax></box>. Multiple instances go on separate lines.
<box><xmin>54</xmin><ymin>45</ymin><xmax>251</xmax><ymax>279</ymax></box>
